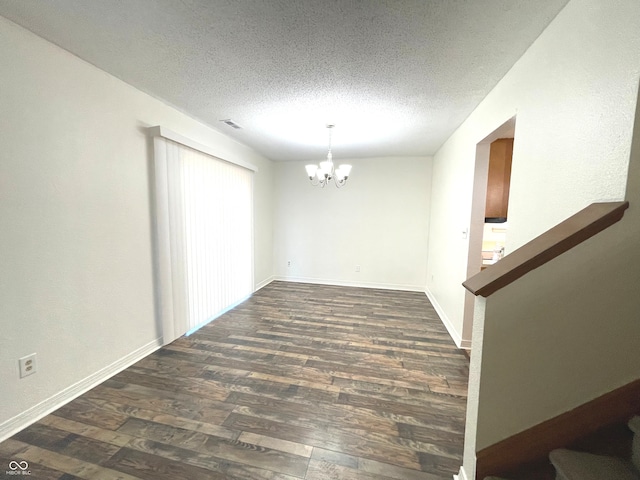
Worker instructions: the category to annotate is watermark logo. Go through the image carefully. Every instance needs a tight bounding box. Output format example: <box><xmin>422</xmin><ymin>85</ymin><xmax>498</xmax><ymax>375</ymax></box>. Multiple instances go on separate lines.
<box><xmin>6</xmin><ymin>460</ymin><xmax>30</xmax><ymax>476</ymax></box>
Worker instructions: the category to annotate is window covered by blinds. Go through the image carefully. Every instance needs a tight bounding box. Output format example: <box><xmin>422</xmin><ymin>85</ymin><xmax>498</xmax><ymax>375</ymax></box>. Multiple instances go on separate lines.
<box><xmin>150</xmin><ymin>128</ymin><xmax>254</xmax><ymax>342</ymax></box>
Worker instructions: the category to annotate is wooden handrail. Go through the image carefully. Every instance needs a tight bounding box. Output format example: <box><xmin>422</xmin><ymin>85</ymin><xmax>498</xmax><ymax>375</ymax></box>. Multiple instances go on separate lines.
<box><xmin>463</xmin><ymin>201</ymin><xmax>629</xmax><ymax>297</ymax></box>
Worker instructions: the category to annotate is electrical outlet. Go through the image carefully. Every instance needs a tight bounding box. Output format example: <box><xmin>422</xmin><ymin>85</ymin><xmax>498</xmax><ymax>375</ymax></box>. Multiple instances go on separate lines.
<box><xmin>287</xmin><ymin>260</ymin><xmax>291</xmax><ymax>267</ymax></box>
<box><xmin>19</xmin><ymin>353</ymin><xmax>37</xmax><ymax>378</ymax></box>
<box><xmin>355</xmin><ymin>265</ymin><xmax>361</xmax><ymax>272</ymax></box>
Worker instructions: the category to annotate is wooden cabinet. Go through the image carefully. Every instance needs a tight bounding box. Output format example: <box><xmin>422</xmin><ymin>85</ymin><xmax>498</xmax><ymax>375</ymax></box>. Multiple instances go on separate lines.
<box><xmin>485</xmin><ymin>138</ymin><xmax>513</xmax><ymax>222</ymax></box>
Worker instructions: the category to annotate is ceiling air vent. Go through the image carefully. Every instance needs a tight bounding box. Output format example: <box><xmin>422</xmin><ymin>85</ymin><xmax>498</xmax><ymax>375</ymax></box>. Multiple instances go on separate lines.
<box><xmin>220</xmin><ymin>119</ymin><xmax>242</xmax><ymax>129</ymax></box>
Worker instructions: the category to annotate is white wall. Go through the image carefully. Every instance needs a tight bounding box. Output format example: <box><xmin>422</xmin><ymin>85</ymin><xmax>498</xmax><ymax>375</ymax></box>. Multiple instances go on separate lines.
<box><xmin>440</xmin><ymin>1</ymin><xmax>640</xmax><ymax>477</ymax></box>
<box><xmin>476</xmin><ymin>201</ymin><xmax>640</xmax><ymax>447</ymax></box>
<box><xmin>0</xmin><ymin>16</ymin><xmax>273</xmax><ymax>439</ymax></box>
<box><xmin>427</xmin><ymin>0</ymin><xmax>640</xmax><ymax>347</ymax></box>
<box><xmin>474</xmin><ymin>51</ymin><xmax>640</xmax><ymax>449</ymax></box>
<box><xmin>273</xmin><ymin>156</ymin><xmax>432</xmax><ymax>291</ymax></box>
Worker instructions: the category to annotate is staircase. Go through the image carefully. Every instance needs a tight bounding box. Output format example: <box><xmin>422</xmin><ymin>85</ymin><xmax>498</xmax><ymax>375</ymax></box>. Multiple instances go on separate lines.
<box><xmin>486</xmin><ymin>416</ymin><xmax>640</xmax><ymax>480</ymax></box>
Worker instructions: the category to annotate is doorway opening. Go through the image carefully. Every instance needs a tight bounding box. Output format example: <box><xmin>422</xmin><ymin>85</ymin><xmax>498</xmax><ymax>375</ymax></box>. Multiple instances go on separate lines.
<box><xmin>461</xmin><ymin>117</ymin><xmax>516</xmax><ymax>348</ymax></box>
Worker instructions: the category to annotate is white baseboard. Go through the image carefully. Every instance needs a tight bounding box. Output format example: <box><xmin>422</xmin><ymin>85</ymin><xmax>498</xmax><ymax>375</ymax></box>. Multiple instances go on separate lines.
<box><xmin>455</xmin><ymin>466</ymin><xmax>469</xmax><ymax>480</ymax></box>
<box><xmin>273</xmin><ymin>275</ymin><xmax>425</xmax><ymax>292</ymax></box>
<box><xmin>424</xmin><ymin>287</ymin><xmax>471</xmax><ymax>349</ymax></box>
<box><xmin>0</xmin><ymin>337</ymin><xmax>163</xmax><ymax>442</ymax></box>
<box><xmin>254</xmin><ymin>275</ymin><xmax>275</xmax><ymax>291</ymax></box>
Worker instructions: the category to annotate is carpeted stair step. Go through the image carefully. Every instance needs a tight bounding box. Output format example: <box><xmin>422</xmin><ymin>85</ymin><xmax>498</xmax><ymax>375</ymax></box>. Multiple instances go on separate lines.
<box><xmin>483</xmin><ymin>416</ymin><xmax>640</xmax><ymax>480</ymax></box>
<box><xmin>549</xmin><ymin>449</ymin><xmax>639</xmax><ymax>480</ymax></box>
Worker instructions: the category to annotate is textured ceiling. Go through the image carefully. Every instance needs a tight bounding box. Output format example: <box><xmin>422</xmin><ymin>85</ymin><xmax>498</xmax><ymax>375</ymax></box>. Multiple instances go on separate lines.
<box><xmin>0</xmin><ymin>0</ymin><xmax>569</xmax><ymax>162</ymax></box>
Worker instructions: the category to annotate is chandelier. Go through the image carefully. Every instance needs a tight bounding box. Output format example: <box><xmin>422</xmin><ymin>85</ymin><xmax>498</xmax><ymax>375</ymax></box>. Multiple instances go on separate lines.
<box><xmin>305</xmin><ymin>125</ymin><xmax>352</xmax><ymax>188</ymax></box>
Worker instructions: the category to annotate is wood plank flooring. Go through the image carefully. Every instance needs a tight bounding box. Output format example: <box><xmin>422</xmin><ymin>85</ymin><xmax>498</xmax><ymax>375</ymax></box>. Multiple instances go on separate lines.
<box><xmin>0</xmin><ymin>282</ymin><xmax>469</xmax><ymax>479</ymax></box>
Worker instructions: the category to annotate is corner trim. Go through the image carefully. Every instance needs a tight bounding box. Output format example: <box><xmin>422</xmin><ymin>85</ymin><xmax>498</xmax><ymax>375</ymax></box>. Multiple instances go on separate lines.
<box><xmin>0</xmin><ymin>338</ymin><xmax>163</xmax><ymax>443</ymax></box>
<box><xmin>425</xmin><ymin>288</ymin><xmax>471</xmax><ymax>349</ymax></box>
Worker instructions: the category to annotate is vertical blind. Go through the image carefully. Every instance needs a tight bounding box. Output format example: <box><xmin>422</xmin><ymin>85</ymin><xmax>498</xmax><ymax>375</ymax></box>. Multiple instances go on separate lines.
<box><xmin>151</xmin><ymin>129</ymin><xmax>254</xmax><ymax>343</ymax></box>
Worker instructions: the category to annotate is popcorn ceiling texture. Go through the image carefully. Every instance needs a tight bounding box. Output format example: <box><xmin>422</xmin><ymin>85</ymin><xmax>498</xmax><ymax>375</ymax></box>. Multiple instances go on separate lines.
<box><xmin>0</xmin><ymin>0</ymin><xmax>568</xmax><ymax>161</ymax></box>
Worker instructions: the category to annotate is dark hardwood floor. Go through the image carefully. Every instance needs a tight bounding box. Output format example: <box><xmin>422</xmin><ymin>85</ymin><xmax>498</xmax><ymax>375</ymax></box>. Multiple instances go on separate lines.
<box><xmin>0</xmin><ymin>281</ymin><xmax>469</xmax><ymax>479</ymax></box>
